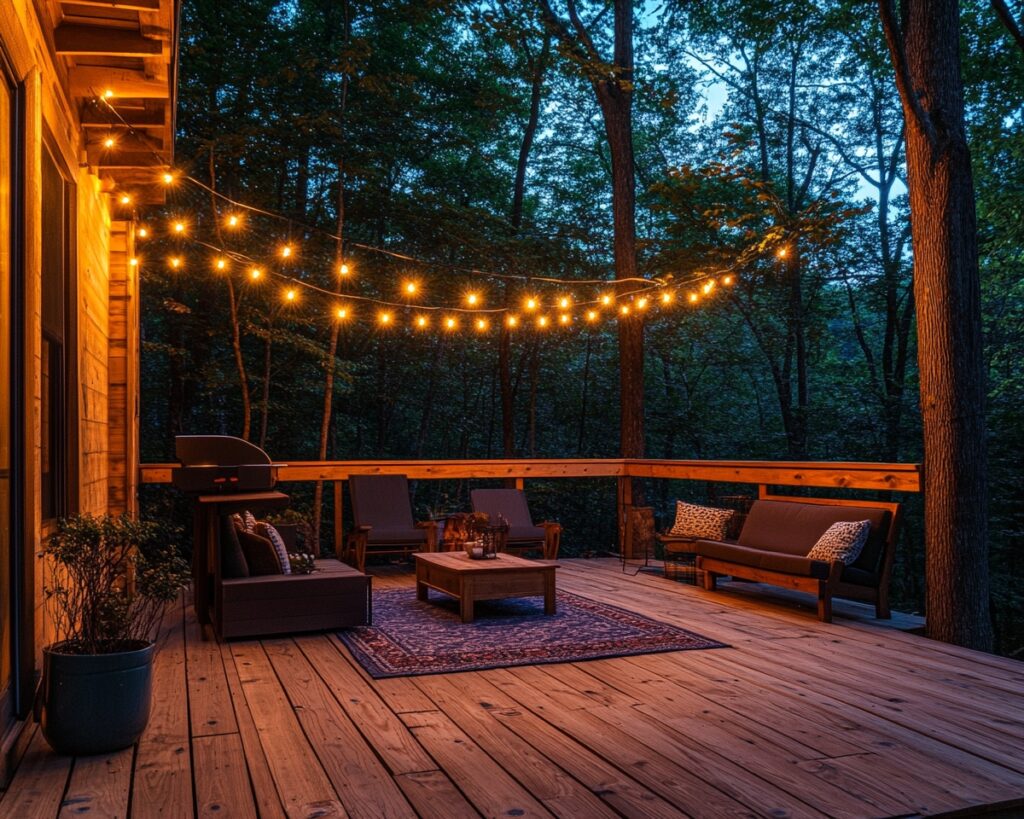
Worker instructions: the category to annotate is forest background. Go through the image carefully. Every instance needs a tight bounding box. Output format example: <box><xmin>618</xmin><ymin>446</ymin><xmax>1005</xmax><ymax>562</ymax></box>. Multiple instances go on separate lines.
<box><xmin>135</xmin><ymin>0</ymin><xmax>1024</xmax><ymax>656</ymax></box>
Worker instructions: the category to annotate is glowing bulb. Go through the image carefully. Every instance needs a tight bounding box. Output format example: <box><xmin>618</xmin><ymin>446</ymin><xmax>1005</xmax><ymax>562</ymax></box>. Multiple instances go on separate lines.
<box><xmin>558</xmin><ymin>297</ymin><xmax>571</xmax><ymax>309</ymax></box>
<box><xmin>338</xmin><ymin>262</ymin><xmax>350</xmax><ymax>276</ymax></box>
<box><xmin>506</xmin><ymin>315</ymin><xmax>519</xmax><ymax>328</ymax></box>
<box><xmin>336</xmin><ymin>306</ymin><xmax>349</xmax><ymax>320</ymax></box>
<box><xmin>403</xmin><ymin>281</ymin><xmax>418</xmax><ymax>296</ymax></box>
<box><xmin>161</xmin><ymin>172</ymin><xmax>175</xmax><ymax>185</ymax></box>
<box><xmin>600</xmin><ymin>294</ymin><xmax>613</xmax><ymax>307</ymax></box>
<box><xmin>722</xmin><ymin>274</ymin><xmax>734</xmax><ymax>285</ymax></box>
<box><xmin>226</xmin><ymin>214</ymin><xmax>241</xmax><ymax>228</ymax></box>
<box><xmin>636</xmin><ymin>297</ymin><xmax>649</xmax><ymax>310</ymax></box>
<box><xmin>285</xmin><ymin>288</ymin><xmax>297</xmax><ymax>302</ymax></box>
<box><xmin>703</xmin><ymin>281</ymin><xmax>715</xmax><ymax>295</ymax></box>
<box><xmin>777</xmin><ymin>246</ymin><xmax>789</xmax><ymax>259</ymax></box>
<box><xmin>586</xmin><ymin>310</ymin><xmax>598</xmax><ymax>322</ymax></box>
<box><xmin>215</xmin><ymin>257</ymin><xmax>227</xmax><ymax>271</ymax></box>
<box><xmin>378</xmin><ymin>311</ymin><xmax>392</xmax><ymax>325</ymax></box>
<box><xmin>688</xmin><ymin>292</ymin><xmax>699</xmax><ymax>303</ymax></box>
<box><xmin>559</xmin><ymin>313</ymin><xmax>571</xmax><ymax>325</ymax></box>
<box><xmin>466</xmin><ymin>292</ymin><xmax>480</xmax><ymax>307</ymax></box>
<box><xmin>475</xmin><ymin>318</ymin><xmax>489</xmax><ymax>332</ymax></box>
<box><xmin>537</xmin><ymin>315</ymin><xmax>549</xmax><ymax>328</ymax></box>
<box><xmin>619</xmin><ymin>304</ymin><xmax>630</xmax><ymax>316</ymax></box>
<box><xmin>661</xmin><ymin>291</ymin><xmax>673</xmax><ymax>304</ymax></box>
<box><xmin>281</xmin><ymin>245</ymin><xmax>293</xmax><ymax>259</ymax></box>
<box><xmin>137</xmin><ymin>226</ymin><xmax>149</xmax><ymax>238</ymax></box>
<box><xmin>445</xmin><ymin>317</ymin><xmax>458</xmax><ymax>331</ymax></box>
<box><xmin>103</xmin><ymin>89</ymin><xmax>114</xmax><ymax>99</ymax></box>
<box><xmin>118</xmin><ymin>193</ymin><xmax>131</xmax><ymax>205</ymax></box>
<box><xmin>250</xmin><ymin>267</ymin><xmax>262</xmax><ymax>280</ymax></box>
<box><xmin>169</xmin><ymin>256</ymin><xmax>182</xmax><ymax>270</ymax></box>
<box><xmin>173</xmin><ymin>221</ymin><xmax>186</xmax><ymax>234</ymax></box>
<box><xmin>129</xmin><ymin>257</ymin><xmax>139</xmax><ymax>267</ymax></box>
<box><xmin>415</xmin><ymin>315</ymin><xmax>429</xmax><ymax>328</ymax></box>
<box><xmin>524</xmin><ymin>297</ymin><xmax>538</xmax><ymax>311</ymax></box>
<box><xmin>103</xmin><ymin>136</ymin><xmax>117</xmax><ymax>149</ymax></box>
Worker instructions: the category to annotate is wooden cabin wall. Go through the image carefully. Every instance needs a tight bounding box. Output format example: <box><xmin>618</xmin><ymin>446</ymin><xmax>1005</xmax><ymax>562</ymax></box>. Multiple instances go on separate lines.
<box><xmin>107</xmin><ymin>220</ymin><xmax>139</xmax><ymax>517</ymax></box>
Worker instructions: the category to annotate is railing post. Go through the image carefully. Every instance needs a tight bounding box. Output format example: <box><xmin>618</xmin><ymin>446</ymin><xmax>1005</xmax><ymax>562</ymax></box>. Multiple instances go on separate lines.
<box><xmin>514</xmin><ymin>478</ymin><xmax>524</xmax><ymax>490</ymax></box>
<box><xmin>617</xmin><ymin>475</ymin><xmax>633</xmax><ymax>556</ymax></box>
<box><xmin>333</xmin><ymin>480</ymin><xmax>344</xmax><ymax>559</ymax></box>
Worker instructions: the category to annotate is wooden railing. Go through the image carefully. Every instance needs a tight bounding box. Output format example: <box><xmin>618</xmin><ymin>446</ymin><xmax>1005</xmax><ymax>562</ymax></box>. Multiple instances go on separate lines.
<box><xmin>140</xmin><ymin>458</ymin><xmax>921</xmax><ymax>556</ymax></box>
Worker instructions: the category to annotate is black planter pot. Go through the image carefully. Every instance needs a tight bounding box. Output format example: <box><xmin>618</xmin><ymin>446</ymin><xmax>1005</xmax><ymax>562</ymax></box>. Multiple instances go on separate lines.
<box><xmin>40</xmin><ymin>641</ymin><xmax>155</xmax><ymax>756</ymax></box>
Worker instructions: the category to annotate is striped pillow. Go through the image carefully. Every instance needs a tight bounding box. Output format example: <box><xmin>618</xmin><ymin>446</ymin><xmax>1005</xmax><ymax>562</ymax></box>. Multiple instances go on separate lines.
<box><xmin>256</xmin><ymin>522</ymin><xmax>292</xmax><ymax>575</ymax></box>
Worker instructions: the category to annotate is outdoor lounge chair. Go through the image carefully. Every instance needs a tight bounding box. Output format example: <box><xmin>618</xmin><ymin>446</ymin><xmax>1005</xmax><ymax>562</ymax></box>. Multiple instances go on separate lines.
<box><xmin>344</xmin><ymin>475</ymin><xmax>438</xmax><ymax>572</ymax></box>
<box><xmin>470</xmin><ymin>488</ymin><xmax>562</xmax><ymax>559</ymax></box>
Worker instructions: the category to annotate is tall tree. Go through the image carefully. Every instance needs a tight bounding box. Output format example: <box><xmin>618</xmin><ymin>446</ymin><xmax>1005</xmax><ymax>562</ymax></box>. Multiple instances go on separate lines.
<box><xmin>540</xmin><ymin>0</ymin><xmax>645</xmax><ymax>460</ymax></box>
<box><xmin>879</xmin><ymin>0</ymin><xmax>993</xmax><ymax>650</ymax></box>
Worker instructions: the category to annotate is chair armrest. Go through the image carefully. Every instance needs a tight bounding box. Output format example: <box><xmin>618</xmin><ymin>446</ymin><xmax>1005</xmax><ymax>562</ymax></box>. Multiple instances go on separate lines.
<box><xmin>539</xmin><ymin>521</ymin><xmax>562</xmax><ymax>560</ymax></box>
<box><xmin>416</xmin><ymin>520</ymin><xmax>439</xmax><ymax>552</ymax></box>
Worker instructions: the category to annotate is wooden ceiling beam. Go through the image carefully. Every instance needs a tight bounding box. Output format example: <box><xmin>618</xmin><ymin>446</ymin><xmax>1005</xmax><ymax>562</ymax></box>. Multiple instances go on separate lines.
<box><xmin>55</xmin><ymin>24</ymin><xmax>163</xmax><ymax>57</ymax></box>
<box><xmin>68</xmin><ymin>67</ymin><xmax>169</xmax><ymax>98</ymax></box>
<box><xmin>63</xmin><ymin>0</ymin><xmax>162</xmax><ymax>11</ymax></box>
<box><xmin>89</xmin><ymin>150</ymin><xmax>168</xmax><ymax>168</ymax></box>
<box><xmin>81</xmin><ymin>107</ymin><xmax>166</xmax><ymax>127</ymax></box>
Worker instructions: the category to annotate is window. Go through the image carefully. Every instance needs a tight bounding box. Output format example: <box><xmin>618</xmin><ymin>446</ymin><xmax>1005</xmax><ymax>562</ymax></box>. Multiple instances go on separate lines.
<box><xmin>40</xmin><ymin>146</ymin><xmax>72</xmax><ymax>521</ymax></box>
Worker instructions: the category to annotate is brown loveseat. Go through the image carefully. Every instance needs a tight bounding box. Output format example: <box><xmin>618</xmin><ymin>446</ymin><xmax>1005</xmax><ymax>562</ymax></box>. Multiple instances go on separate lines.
<box><xmin>695</xmin><ymin>492</ymin><xmax>902</xmax><ymax>622</ymax></box>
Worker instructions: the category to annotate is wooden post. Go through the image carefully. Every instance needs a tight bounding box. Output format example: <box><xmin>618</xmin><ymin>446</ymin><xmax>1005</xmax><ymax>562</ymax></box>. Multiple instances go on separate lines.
<box><xmin>617</xmin><ymin>475</ymin><xmax>633</xmax><ymax>556</ymax></box>
<box><xmin>333</xmin><ymin>480</ymin><xmax>344</xmax><ymax>559</ymax></box>
<box><xmin>514</xmin><ymin>478</ymin><xmax>524</xmax><ymax>490</ymax></box>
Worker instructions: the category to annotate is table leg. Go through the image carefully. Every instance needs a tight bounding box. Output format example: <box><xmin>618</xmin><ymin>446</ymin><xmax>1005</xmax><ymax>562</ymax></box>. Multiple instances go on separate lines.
<box><xmin>416</xmin><ymin>578</ymin><xmax>429</xmax><ymax>601</ymax></box>
<box><xmin>460</xmin><ymin>577</ymin><xmax>474</xmax><ymax>623</ymax></box>
<box><xmin>544</xmin><ymin>571</ymin><xmax>556</xmax><ymax>615</ymax></box>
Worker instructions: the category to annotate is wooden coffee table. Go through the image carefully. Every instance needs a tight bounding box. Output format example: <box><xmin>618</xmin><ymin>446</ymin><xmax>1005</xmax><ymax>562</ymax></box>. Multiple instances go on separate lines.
<box><xmin>414</xmin><ymin>552</ymin><xmax>557</xmax><ymax>623</ymax></box>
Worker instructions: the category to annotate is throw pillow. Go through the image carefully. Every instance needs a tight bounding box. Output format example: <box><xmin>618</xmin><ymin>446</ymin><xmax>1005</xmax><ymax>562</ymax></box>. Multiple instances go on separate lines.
<box><xmin>242</xmin><ymin>510</ymin><xmax>258</xmax><ymax>532</ymax></box>
<box><xmin>237</xmin><ymin>529</ymin><xmax>284</xmax><ymax>576</ymax></box>
<box><xmin>256</xmin><ymin>522</ymin><xmax>292</xmax><ymax>575</ymax></box>
<box><xmin>807</xmin><ymin>520</ymin><xmax>871</xmax><ymax>565</ymax></box>
<box><xmin>220</xmin><ymin>515</ymin><xmax>250</xmax><ymax>578</ymax></box>
<box><xmin>669</xmin><ymin>501</ymin><xmax>735</xmax><ymax>541</ymax></box>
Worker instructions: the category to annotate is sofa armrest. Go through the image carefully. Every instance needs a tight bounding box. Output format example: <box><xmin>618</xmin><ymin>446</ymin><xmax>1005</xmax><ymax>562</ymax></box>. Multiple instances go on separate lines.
<box><xmin>415</xmin><ymin>519</ymin><xmax>438</xmax><ymax>552</ymax></box>
<box><xmin>539</xmin><ymin>521</ymin><xmax>562</xmax><ymax>560</ymax></box>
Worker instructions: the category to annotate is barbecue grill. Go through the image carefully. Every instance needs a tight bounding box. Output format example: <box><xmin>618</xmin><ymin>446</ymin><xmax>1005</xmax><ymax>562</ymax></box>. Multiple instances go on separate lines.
<box><xmin>171</xmin><ymin>435</ymin><xmax>282</xmax><ymax>494</ymax></box>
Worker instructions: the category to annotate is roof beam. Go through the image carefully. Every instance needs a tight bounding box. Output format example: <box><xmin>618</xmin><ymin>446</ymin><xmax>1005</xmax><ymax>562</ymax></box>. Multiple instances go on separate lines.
<box><xmin>68</xmin><ymin>67</ymin><xmax>169</xmax><ymax>98</ymax></box>
<box><xmin>81</xmin><ymin>107</ymin><xmax>166</xmax><ymax>127</ymax></box>
<box><xmin>89</xmin><ymin>150</ymin><xmax>168</xmax><ymax>168</ymax></box>
<box><xmin>63</xmin><ymin>0</ymin><xmax>162</xmax><ymax>10</ymax></box>
<box><xmin>55</xmin><ymin>24</ymin><xmax>163</xmax><ymax>57</ymax></box>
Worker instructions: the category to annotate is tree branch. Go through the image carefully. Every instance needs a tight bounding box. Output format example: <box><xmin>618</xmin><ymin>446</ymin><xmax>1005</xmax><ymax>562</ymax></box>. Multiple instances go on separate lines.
<box><xmin>991</xmin><ymin>0</ymin><xmax>1024</xmax><ymax>54</ymax></box>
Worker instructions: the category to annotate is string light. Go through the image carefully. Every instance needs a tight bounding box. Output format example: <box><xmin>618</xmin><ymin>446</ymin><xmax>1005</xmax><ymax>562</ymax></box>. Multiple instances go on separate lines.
<box><xmin>338</xmin><ymin>262</ymin><xmax>350</xmax><ymax>277</ymax></box>
<box><xmin>600</xmin><ymin>294</ymin><xmax>613</xmax><ymax>307</ymax></box>
<box><xmin>524</xmin><ymin>297</ymin><xmax>538</xmax><ymax>312</ymax></box>
<box><xmin>415</xmin><ymin>315</ymin><xmax>429</xmax><ymax>329</ymax></box>
<box><xmin>284</xmin><ymin>288</ymin><xmax>297</xmax><ymax>302</ymax></box>
<box><xmin>586</xmin><ymin>310</ymin><xmax>598</xmax><ymax>322</ymax></box>
<box><xmin>559</xmin><ymin>313</ymin><xmax>571</xmax><ymax>325</ymax></box>
<box><xmin>465</xmin><ymin>292</ymin><xmax>481</xmax><ymax>307</ymax></box>
<box><xmin>103</xmin><ymin>89</ymin><xmax>114</xmax><ymax>99</ymax></box>
<box><xmin>703</xmin><ymin>280</ymin><xmax>715</xmax><ymax>295</ymax></box>
<box><xmin>103</xmin><ymin>136</ymin><xmax>117</xmax><ymax>149</ymax></box>
<box><xmin>336</xmin><ymin>305</ymin><xmax>350</xmax><ymax>320</ymax></box>
<box><xmin>619</xmin><ymin>304</ymin><xmax>631</xmax><ymax>316</ymax></box>
<box><xmin>378</xmin><ymin>311</ymin><xmax>392</xmax><ymax>325</ymax></box>
<box><xmin>537</xmin><ymin>315</ymin><xmax>549</xmax><ymax>328</ymax></box>
<box><xmin>214</xmin><ymin>257</ymin><xmax>228</xmax><ymax>271</ymax></box>
<box><xmin>281</xmin><ymin>244</ymin><xmax>293</xmax><ymax>259</ymax></box>
<box><xmin>173</xmin><ymin>220</ymin><xmax>186</xmax><ymax>234</ymax></box>
<box><xmin>777</xmin><ymin>246</ymin><xmax>789</xmax><ymax>259</ymax></box>
<box><xmin>169</xmin><ymin>256</ymin><xmax>182</xmax><ymax>270</ymax></box>
<box><xmin>475</xmin><ymin>317</ymin><xmax>489</xmax><ymax>332</ymax></box>
<box><xmin>403</xmin><ymin>280</ymin><xmax>418</xmax><ymax>296</ymax></box>
<box><xmin>129</xmin><ymin>257</ymin><xmax>139</xmax><ymax>267</ymax></box>
<box><xmin>445</xmin><ymin>316</ymin><xmax>458</xmax><ymax>331</ymax></box>
<box><xmin>226</xmin><ymin>214</ymin><xmax>241</xmax><ymax>229</ymax></box>
<box><xmin>688</xmin><ymin>292</ymin><xmax>699</xmax><ymax>304</ymax></box>
<box><xmin>118</xmin><ymin>193</ymin><xmax>132</xmax><ymax>205</ymax></box>
<box><xmin>661</xmin><ymin>291</ymin><xmax>673</xmax><ymax>305</ymax></box>
<box><xmin>636</xmin><ymin>297</ymin><xmax>649</xmax><ymax>311</ymax></box>
<box><xmin>137</xmin><ymin>226</ymin><xmax>149</xmax><ymax>238</ymax></box>
<box><xmin>161</xmin><ymin>172</ymin><xmax>175</xmax><ymax>185</ymax></box>
<box><xmin>250</xmin><ymin>267</ymin><xmax>262</xmax><ymax>280</ymax></box>
<box><xmin>558</xmin><ymin>296</ymin><xmax>571</xmax><ymax>310</ymax></box>
<box><xmin>722</xmin><ymin>274</ymin><xmax>734</xmax><ymax>285</ymax></box>
<box><xmin>506</xmin><ymin>315</ymin><xmax>519</xmax><ymax>328</ymax></box>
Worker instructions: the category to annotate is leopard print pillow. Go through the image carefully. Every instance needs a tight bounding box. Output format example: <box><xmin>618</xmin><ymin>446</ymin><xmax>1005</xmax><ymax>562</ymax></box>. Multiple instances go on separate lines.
<box><xmin>806</xmin><ymin>520</ymin><xmax>871</xmax><ymax>565</ymax></box>
<box><xmin>668</xmin><ymin>501</ymin><xmax>735</xmax><ymax>540</ymax></box>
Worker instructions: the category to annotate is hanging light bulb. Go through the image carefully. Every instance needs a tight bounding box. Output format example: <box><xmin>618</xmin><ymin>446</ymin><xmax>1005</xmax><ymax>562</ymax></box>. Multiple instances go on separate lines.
<box><xmin>403</xmin><ymin>280</ymin><xmax>418</xmax><ymax>296</ymax></box>
<box><xmin>600</xmin><ymin>293</ymin><xmax>613</xmax><ymax>307</ymax></box>
<box><xmin>445</xmin><ymin>316</ymin><xmax>458</xmax><ymax>331</ymax></box>
<box><xmin>249</xmin><ymin>267</ymin><xmax>262</xmax><ymax>281</ymax></box>
<box><xmin>225</xmin><ymin>214</ymin><xmax>241</xmax><ymax>229</ymax></box>
<box><xmin>336</xmin><ymin>305</ymin><xmax>350</xmax><ymax>320</ymax></box>
<box><xmin>172</xmin><ymin>220</ymin><xmax>186</xmax><ymax>234</ymax></box>
<box><xmin>169</xmin><ymin>256</ymin><xmax>182</xmax><ymax>270</ymax></box>
<box><xmin>465</xmin><ymin>292</ymin><xmax>481</xmax><ymax>307</ymax></box>
<box><xmin>636</xmin><ymin>297</ymin><xmax>649</xmax><ymax>311</ymax></box>
<box><xmin>129</xmin><ymin>257</ymin><xmax>139</xmax><ymax>268</ymax></box>
<box><xmin>703</xmin><ymin>280</ymin><xmax>715</xmax><ymax>295</ymax></box>
<box><xmin>214</xmin><ymin>257</ymin><xmax>228</xmax><ymax>272</ymax></box>
<box><xmin>475</xmin><ymin>317</ymin><xmax>489</xmax><ymax>332</ymax></box>
<box><xmin>103</xmin><ymin>89</ymin><xmax>115</xmax><ymax>100</ymax></box>
<box><xmin>558</xmin><ymin>296</ymin><xmax>571</xmax><ymax>310</ymax></box>
<box><xmin>118</xmin><ymin>193</ymin><xmax>132</xmax><ymax>206</ymax></box>
<box><xmin>161</xmin><ymin>172</ymin><xmax>175</xmax><ymax>185</ymax></box>
<box><xmin>688</xmin><ymin>292</ymin><xmax>699</xmax><ymax>304</ymax></box>
<box><xmin>103</xmin><ymin>135</ymin><xmax>117</xmax><ymax>149</ymax></box>
<box><xmin>284</xmin><ymin>288</ymin><xmax>297</xmax><ymax>302</ymax></box>
<box><xmin>619</xmin><ymin>304</ymin><xmax>631</xmax><ymax>316</ymax></box>
<box><xmin>586</xmin><ymin>310</ymin><xmax>599</xmax><ymax>322</ymax></box>
<box><xmin>415</xmin><ymin>315</ymin><xmax>429</xmax><ymax>329</ymax></box>
<box><xmin>281</xmin><ymin>244</ymin><xmax>293</xmax><ymax>259</ymax></box>
<box><xmin>661</xmin><ymin>291</ymin><xmax>673</xmax><ymax>305</ymax></box>
<box><xmin>537</xmin><ymin>315</ymin><xmax>549</xmax><ymax>328</ymax></box>
<box><xmin>338</xmin><ymin>262</ymin><xmax>350</xmax><ymax>277</ymax></box>
<box><xmin>506</xmin><ymin>314</ymin><xmax>519</xmax><ymax>328</ymax></box>
<box><xmin>777</xmin><ymin>246</ymin><xmax>789</xmax><ymax>259</ymax></box>
<box><xmin>722</xmin><ymin>274</ymin><xmax>734</xmax><ymax>286</ymax></box>
<box><xmin>559</xmin><ymin>313</ymin><xmax>571</xmax><ymax>325</ymax></box>
<box><xmin>524</xmin><ymin>297</ymin><xmax>538</xmax><ymax>312</ymax></box>
<box><xmin>137</xmin><ymin>226</ymin><xmax>149</xmax><ymax>239</ymax></box>
<box><xmin>378</xmin><ymin>311</ymin><xmax>392</xmax><ymax>325</ymax></box>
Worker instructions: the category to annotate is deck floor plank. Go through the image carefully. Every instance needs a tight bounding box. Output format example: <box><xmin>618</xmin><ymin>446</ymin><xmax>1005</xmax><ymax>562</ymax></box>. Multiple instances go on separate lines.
<box><xmin>4</xmin><ymin>558</ymin><xmax>1024</xmax><ymax>818</ymax></box>
<box><xmin>0</xmin><ymin>729</ymin><xmax>72</xmax><ymax>818</ymax></box>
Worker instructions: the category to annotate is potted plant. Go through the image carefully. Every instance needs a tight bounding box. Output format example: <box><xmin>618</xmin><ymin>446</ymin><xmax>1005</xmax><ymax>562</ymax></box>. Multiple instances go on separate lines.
<box><xmin>38</xmin><ymin>515</ymin><xmax>190</xmax><ymax>755</ymax></box>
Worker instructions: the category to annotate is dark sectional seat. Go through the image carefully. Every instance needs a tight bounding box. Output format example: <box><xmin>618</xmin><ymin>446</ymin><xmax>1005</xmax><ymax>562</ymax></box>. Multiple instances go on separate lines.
<box><xmin>694</xmin><ymin>493</ymin><xmax>902</xmax><ymax>622</ymax></box>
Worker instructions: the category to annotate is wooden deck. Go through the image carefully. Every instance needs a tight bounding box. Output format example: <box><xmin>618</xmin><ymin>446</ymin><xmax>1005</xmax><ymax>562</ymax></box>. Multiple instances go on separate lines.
<box><xmin>2</xmin><ymin>558</ymin><xmax>1023</xmax><ymax>818</ymax></box>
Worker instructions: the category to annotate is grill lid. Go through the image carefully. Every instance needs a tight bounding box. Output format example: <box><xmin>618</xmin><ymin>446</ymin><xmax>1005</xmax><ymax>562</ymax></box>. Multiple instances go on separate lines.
<box><xmin>175</xmin><ymin>435</ymin><xmax>272</xmax><ymax>467</ymax></box>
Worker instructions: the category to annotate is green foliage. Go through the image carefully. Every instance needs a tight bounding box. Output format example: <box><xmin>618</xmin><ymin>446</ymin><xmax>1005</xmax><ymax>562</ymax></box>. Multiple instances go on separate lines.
<box><xmin>42</xmin><ymin>516</ymin><xmax>191</xmax><ymax>655</ymax></box>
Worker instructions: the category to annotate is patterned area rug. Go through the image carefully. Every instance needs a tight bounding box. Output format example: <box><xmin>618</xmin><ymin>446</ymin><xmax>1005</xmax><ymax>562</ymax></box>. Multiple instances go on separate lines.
<box><xmin>338</xmin><ymin>588</ymin><xmax>727</xmax><ymax>678</ymax></box>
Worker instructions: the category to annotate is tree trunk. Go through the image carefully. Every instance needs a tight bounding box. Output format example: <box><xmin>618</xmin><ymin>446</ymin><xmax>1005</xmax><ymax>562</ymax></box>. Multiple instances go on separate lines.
<box><xmin>258</xmin><ymin>333</ymin><xmax>272</xmax><ymax>450</ymax></box>
<box><xmin>880</xmin><ymin>0</ymin><xmax>992</xmax><ymax>650</ymax></box>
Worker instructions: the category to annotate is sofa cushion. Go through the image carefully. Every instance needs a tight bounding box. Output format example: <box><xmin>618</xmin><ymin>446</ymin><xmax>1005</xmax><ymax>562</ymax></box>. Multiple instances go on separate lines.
<box><xmin>738</xmin><ymin>500</ymin><xmax>891</xmax><ymax>572</ymax></box>
<box><xmin>220</xmin><ymin>516</ymin><xmax>250</xmax><ymax>579</ymax></box>
<box><xmin>256</xmin><ymin>521</ymin><xmax>292</xmax><ymax>574</ymax></box>
<box><xmin>238</xmin><ymin>528</ymin><xmax>284</xmax><ymax>575</ymax></box>
<box><xmin>697</xmin><ymin>539</ymin><xmax>832</xmax><ymax>580</ymax></box>
<box><xmin>669</xmin><ymin>501</ymin><xmax>736</xmax><ymax>540</ymax></box>
<box><xmin>506</xmin><ymin>524</ymin><xmax>546</xmax><ymax>543</ymax></box>
<box><xmin>807</xmin><ymin>520</ymin><xmax>871</xmax><ymax>565</ymax></box>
